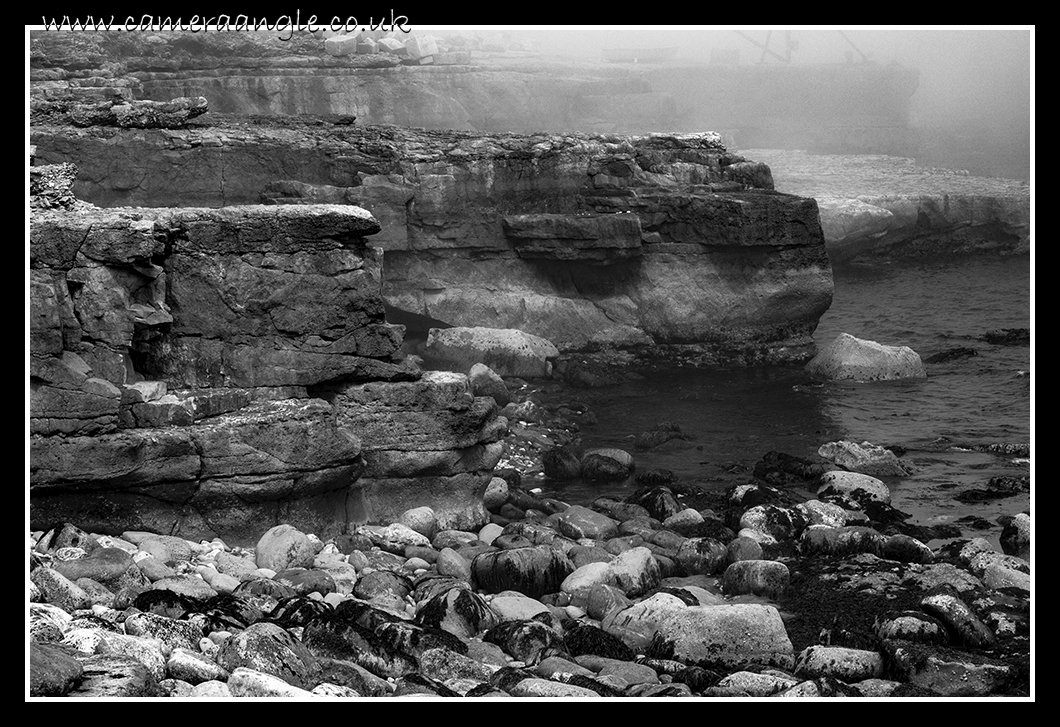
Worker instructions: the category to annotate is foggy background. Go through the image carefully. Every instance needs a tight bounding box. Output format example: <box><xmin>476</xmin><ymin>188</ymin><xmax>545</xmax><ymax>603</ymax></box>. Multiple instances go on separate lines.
<box><xmin>421</xmin><ymin>27</ymin><xmax>1032</xmax><ymax>181</ymax></box>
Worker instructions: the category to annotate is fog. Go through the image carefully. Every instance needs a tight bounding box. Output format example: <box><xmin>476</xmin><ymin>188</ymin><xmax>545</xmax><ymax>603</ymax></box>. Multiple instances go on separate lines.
<box><xmin>423</xmin><ymin>26</ymin><xmax>1032</xmax><ymax>180</ymax></box>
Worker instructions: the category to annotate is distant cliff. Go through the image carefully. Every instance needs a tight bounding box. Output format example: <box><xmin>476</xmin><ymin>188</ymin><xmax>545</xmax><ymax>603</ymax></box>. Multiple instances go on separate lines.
<box><xmin>29</xmin><ymin>29</ymin><xmax>921</xmax><ymax>154</ymax></box>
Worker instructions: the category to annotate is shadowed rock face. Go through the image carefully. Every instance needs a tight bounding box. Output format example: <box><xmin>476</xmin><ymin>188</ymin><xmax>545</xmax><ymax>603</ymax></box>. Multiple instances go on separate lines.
<box><xmin>29</xmin><ymin>201</ymin><xmax>503</xmax><ymax>545</ymax></box>
<box><xmin>32</xmin><ymin>120</ymin><xmax>834</xmax><ymax>363</ymax></box>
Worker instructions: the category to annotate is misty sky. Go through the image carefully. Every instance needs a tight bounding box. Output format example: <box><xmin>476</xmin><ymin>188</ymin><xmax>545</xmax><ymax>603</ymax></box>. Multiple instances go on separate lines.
<box><xmin>422</xmin><ymin>26</ymin><xmax>1032</xmax><ymax>137</ymax></box>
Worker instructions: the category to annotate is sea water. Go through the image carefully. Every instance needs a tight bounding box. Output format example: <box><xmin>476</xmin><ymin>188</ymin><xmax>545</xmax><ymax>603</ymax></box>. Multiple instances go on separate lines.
<box><xmin>530</xmin><ymin>255</ymin><xmax>1032</xmax><ymax>547</ymax></box>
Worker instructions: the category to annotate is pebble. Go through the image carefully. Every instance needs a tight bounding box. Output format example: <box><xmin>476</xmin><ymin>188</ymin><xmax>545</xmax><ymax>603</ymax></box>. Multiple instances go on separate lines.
<box><xmin>28</xmin><ymin>479</ymin><xmax>1031</xmax><ymax>698</ymax></box>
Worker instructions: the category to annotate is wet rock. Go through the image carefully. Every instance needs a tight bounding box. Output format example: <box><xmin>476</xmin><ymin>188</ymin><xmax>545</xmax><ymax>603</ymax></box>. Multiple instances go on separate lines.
<box><xmin>882</xmin><ymin>640</ymin><xmax>1015</xmax><ymax>696</ymax></box>
<box><xmin>647</xmin><ymin>604</ymin><xmax>795</xmax><ymax>671</ymax></box>
<box><xmin>468</xmin><ymin>363</ymin><xmax>510</xmax><ymax>407</ymax></box>
<box><xmin>817</xmin><ymin>440</ymin><xmax>910</xmax><ymax>476</ymax></box>
<box><xmin>627</xmin><ymin>486</ymin><xmax>682</xmax><ymax>522</ymax></box>
<box><xmin>302</xmin><ymin>613</ymin><xmax>418</xmax><ymax>679</ymax></box>
<box><xmin>147</xmin><ymin>574</ymin><xmax>217</xmax><ymax>601</ymax></box>
<box><xmin>315</xmin><ymin>657</ymin><xmax>390</xmax><ymax>696</ymax></box>
<box><xmin>483</xmin><ymin>477</ymin><xmax>510</xmax><ymax>511</ymax></box>
<box><xmin>472</xmin><ymin>545</ymin><xmax>574</xmax><ymax>598</ymax></box>
<box><xmin>67</xmin><ymin>653</ymin><xmax>161</xmax><ymax>697</ymax></box>
<box><xmin>881</xmin><ymin>534</ymin><xmax>934</xmax><ymax>564</ymax></box>
<box><xmin>32</xmin><ymin>567</ymin><xmax>93</xmax><ymax>612</ymax></box>
<box><xmin>738</xmin><ymin>504</ymin><xmax>808</xmax><ymax>542</ymax></box>
<box><xmin>166</xmin><ymin>648</ymin><xmax>230</xmax><ymax>685</ymax></box>
<box><xmin>818</xmin><ymin>471</ymin><xmax>892</xmax><ymax>508</ymax></box>
<box><xmin>635</xmin><ymin>422</ymin><xmax>687</xmax><ymax>450</ymax></box>
<box><xmin>564</xmin><ymin>622</ymin><xmax>635</xmax><ymax>661</ymax></box>
<box><xmin>806</xmin><ymin>333</ymin><xmax>926</xmax><ymax>381</ymax></box>
<box><xmin>607</xmin><ymin>547</ymin><xmax>662</xmax><ymax>597</ymax></box>
<box><xmin>269</xmin><ymin>596</ymin><xmax>334</xmax><ymax>629</ymax></box>
<box><xmin>796</xmin><ymin>499</ymin><xmax>848</xmax><ymax>528</ymax></box>
<box><xmin>602</xmin><ymin>592</ymin><xmax>690</xmax><ymax>654</ymax></box>
<box><xmin>484</xmin><ymin>619</ymin><xmax>564</xmax><ymax>665</ymax></box>
<box><xmin>711</xmin><ymin>670</ymin><xmax>797</xmax><ymax>696</ymax></box>
<box><xmin>215</xmin><ymin>622</ymin><xmax>321</xmax><ymax>690</ymax></box>
<box><xmin>582</xmin><ymin>584</ymin><xmax>633</xmax><ymax>621</ymax></box>
<box><xmin>397</xmin><ymin>506</ymin><xmax>439</xmax><ymax>540</ymax></box>
<box><xmin>725</xmin><ymin>536</ymin><xmax>764</xmax><ymax>564</ymax></box>
<box><xmin>752</xmin><ymin>451</ymin><xmax>832</xmax><ymax>486</ymax></box>
<box><xmin>423</xmin><ymin>327</ymin><xmax>559</xmax><ymax>378</ymax></box>
<box><xmin>51</xmin><ymin>547</ymin><xmax>143</xmax><ymax>592</ymax></box>
<box><xmin>924</xmin><ymin>347</ymin><xmax>978</xmax><ymax>363</ymax></box>
<box><xmin>255</xmin><ymin>525</ymin><xmax>318</xmax><ymax>572</ymax></box>
<box><xmin>374</xmin><ymin>620</ymin><xmax>469</xmax><ymax>661</ymax></box>
<box><xmin>980</xmin><ymin>328</ymin><xmax>1029</xmax><ymax>346</ymax></box>
<box><xmin>542</xmin><ymin>447</ymin><xmax>582</xmax><ymax>480</ymax></box>
<box><xmin>674</xmin><ymin>537</ymin><xmax>728</xmax><ymax>576</ymax></box>
<box><xmin>874</xmin><ymin>611</ymin><xmax>946</xmax><ymax>644</ymax></box>
<box><xmin>920</xmin><ymin>590</ymin><xmax>997</xmax><ymax>649</ymax></box>
<box><xmin>800</xmin><ymin>525</ymin><xmax>887</xmax><ymax>557</ymax></box>
<box><xmin>996</xmin><ymin>512</ymin><xmax>1030</xmax><ymax>563</ymax></box>
<box><xmin>581</xmin><ymin>448</ymin><xmax>634</xmax><ymax>481</ymax></box>
<box><xmin>775</xmin><ymin>676</ymin><xmax>862</xmax><ymax>697</ymax></box>
<box><xmin>273</xmin><ymin>568</ymin><xmax>337</xmax><ymax>597</ymax></box>
<box><xmin>554</xmin><ymin>505</ymin><xmax>619</xmax><ymax>540</ymax></box>
<box><xmin>226</xmin><ymin>667</ymin><xmax>315</xmax><ymax>698</ymax></box>
<box><xmin>415</xmin><ymin>587</ymin><xmax>498</xmax><ymax>639</ymax></box>
<box><xmin>353</xmin><ymin>570</ymin><xmax>414</xmax><ymax>602</ymax></box>
<box><xmin>138</xmin><ymin>535</ymin><xmax>195</xmax><ymax>566</ymax></box>
<box><xmin>722</xmin><ymin>560</ymin><xmax>790</xmax><ymax>599</ymax></box>
<box><xmin>793</xmin><ymin>645</ymin><xmax>884</xmax><ymax>681</ymax></box>
<box><xmin>508</xmin><ymin>677</ymin><xmax>601</xmax><ymax>697</ymax></box>
<box><xmin>29</xmin><ymin>642</ymin><xmax>84</xmax><ymax>696</ymax></box>
<box><xmin>123</xmin><ymin>611</ymin><xmax>203</xmax><ymax>652</ymax></box>
<box><xmin>537</xmin><ymin>655</ymin><xmax>595</xmax><ymax>680</ymax></box>
<box><xmin>489</xmin><ymin>593</ymin><xmax>552</xmax><ymax>622</ymax></box>
<box><xmin>634</xmin><ymin>470</ymin><xmax>677</xmax><ymax>488</ymax></box>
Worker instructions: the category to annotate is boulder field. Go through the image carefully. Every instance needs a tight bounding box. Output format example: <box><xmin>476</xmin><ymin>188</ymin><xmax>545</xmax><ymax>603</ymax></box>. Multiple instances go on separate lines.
<box><xmin>28</xmin><ymin>476</ymin><xmax>1031</xmax><ymax>698</ymax></box>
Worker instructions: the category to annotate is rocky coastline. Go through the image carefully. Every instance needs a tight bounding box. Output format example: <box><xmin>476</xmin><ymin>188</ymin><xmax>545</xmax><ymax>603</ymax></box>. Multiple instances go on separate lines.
<box><xmin>743</xmin><ymin>149</ymin><xmax>1029</xmax><ymax>265</ymax></box>
<box><xmin>30</xmin><ymin>439</ymin><xmax>1032</xmax><ymax>698</ymax></box>
<box><xmin>29</xmin><ymin>31</ymin><xmax>1031</xmax><ymax>701</ymax></box>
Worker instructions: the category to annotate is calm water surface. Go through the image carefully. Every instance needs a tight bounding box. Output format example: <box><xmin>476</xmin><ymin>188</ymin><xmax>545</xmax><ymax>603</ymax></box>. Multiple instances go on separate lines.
<box><xmin>530</xmin><ymin>256</ymin><xmax>1032</xmax><ymax>546</ymax></box>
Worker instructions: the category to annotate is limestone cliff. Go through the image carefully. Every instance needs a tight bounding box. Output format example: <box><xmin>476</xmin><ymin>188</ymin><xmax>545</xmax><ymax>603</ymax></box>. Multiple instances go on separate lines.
<box><xmin>32</xmin><ymin>120</ymin><xmax>834</xmax><ymax>363</ymax></box>
<box><xmin>29</xmin><ymin>29</ymin><xmax>920</xmax><ymax>153</ymax></box>
<box><xmin>29</xmin><ymin>195</ymin><xmax>504</xmax><ymax>545</ymax></box>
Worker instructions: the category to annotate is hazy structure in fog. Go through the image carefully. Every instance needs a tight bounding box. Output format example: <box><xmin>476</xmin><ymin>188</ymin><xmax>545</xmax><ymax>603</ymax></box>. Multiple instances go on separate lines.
<box><xmin>441</xmin><ymin>27</ymin><xmax>1031</xmax><ymax>180</ymax></box>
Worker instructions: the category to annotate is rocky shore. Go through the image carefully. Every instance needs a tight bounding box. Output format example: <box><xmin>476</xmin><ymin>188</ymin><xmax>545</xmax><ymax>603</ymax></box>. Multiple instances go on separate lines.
<box><xmin>742</xmin><ymin>149</ymin><xmax>1029</xmax><ymax>264</ymax></box>
<box><xmin>28</xmin><ymin>31</ymin><xmax>1030</xmax><ymax>701</ymax></box>
<box><xmin>29</xmin><ymin>452</ymin><xmax>1031</xmax><ymax>698</ymax></box>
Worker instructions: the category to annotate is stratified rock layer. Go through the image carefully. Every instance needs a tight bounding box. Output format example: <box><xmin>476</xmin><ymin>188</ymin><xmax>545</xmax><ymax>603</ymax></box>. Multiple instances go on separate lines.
<box><xmin>30</xmin><ymin>201</ymin><xmax>502</xmax><ymax>544</ymax></box>
<box><xmin>32</xmin><ymin>121</ymin><xmax>834</xmax><ymax>363</ymax></box>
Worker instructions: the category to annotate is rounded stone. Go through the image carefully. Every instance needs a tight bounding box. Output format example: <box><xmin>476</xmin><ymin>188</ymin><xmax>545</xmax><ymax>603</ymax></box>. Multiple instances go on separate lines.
<box><xmin>255</xmin><ymin>525</ymin><xmax>316</xmax><ymax>572</ymax></box>
<box><xmin>722</xmin><ymin>559</ymin><xmax>790</xmax><ymax>599</ymax></box>
<box><xmin>818</xmin><ymin>471</ymin><xmax>891</xmax><ymax>507</ymax></box>
<box><xmin>397</xmin><ymin>506</ymin><xmax>438</xmax><ymax>540</ymax></box>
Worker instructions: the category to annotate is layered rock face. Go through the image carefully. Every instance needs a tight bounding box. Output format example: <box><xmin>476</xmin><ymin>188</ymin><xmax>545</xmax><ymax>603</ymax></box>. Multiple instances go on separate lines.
<box><xmin>743</xmin><ymin>149</ymin><xmax>1030</xmax><ymax>264</ymax></box>
<box><xmin>29</xmin><ymin>30</ymin><xmax>920</xmax><ymax>153</ymax></box>
<box><xmin>31</xmin><ymin>121</ymin><xmax>834</xmax><ymax>362</ymax></box>
<box><xmin>30</xmin><ymin>198</ymin><xmax>503</xmax><ymax>544</ymax></box>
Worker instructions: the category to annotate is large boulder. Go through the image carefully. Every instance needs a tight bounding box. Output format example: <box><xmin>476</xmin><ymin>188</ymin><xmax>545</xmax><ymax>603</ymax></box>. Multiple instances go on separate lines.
<box><xmin>648</xmin><ymin>604</ymin><xmax>795</xmax><ymax>671</ymax></box>
<box><xmin>422</xmin><ymin>327</ymin><xmax>559</xmax><ymax>378</ymax></box>
<box><xmin>806</xmin><ymin>333</ymin><xmax>926</xmax><ymax>381</ymax></box>
<box><xmin>817</xmin><ymin>440</ymin><xmax>909</xmax><ymax>476</ymax></box>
